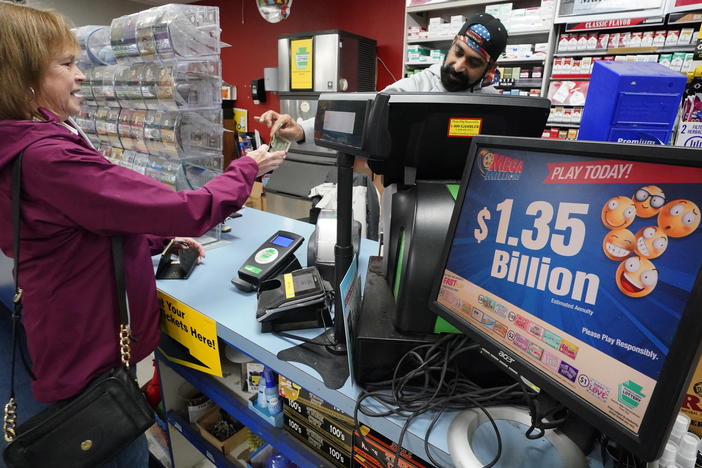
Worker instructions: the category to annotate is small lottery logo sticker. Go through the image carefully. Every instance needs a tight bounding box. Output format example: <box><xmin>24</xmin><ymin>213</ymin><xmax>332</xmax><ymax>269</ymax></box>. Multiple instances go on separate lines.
<box><xmin>578</xmin><ymin>374</ymin><xmax>590</xmax><ymax>387</ymax></box>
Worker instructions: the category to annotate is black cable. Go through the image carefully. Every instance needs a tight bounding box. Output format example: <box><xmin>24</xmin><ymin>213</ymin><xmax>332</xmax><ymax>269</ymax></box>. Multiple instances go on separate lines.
<box><xmin>600</xmin><ymin>434</ymin><xmax>646</xmax><ymax>468</ymax></box>
<box><xmin>518</xmin><ymin>378</ymin><xmax>569</xmax><ymax>440</ymax></box>
<box><xmin>353</xmin><ymin>334</ymin><xmax>529</xmax><ymax>468</ymax></box>
<box><xmin>273</xmin><ymin>330</ymin><xmax>330</xmax><ymax>346</ymax></box>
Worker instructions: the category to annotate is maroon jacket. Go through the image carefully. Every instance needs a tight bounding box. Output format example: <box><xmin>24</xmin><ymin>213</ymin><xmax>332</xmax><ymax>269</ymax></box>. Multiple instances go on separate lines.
<box><xmin>0</xmin><ymin>108</ymin><xmax>257</xmax><ymax>401</ymax></box>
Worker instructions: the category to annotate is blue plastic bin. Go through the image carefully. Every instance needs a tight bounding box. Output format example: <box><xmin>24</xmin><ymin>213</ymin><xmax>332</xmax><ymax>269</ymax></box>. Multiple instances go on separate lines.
<box><xmin>578</xmin><ymin>61</ymin><xmax>686</xmax><ymax>145</ymax></box>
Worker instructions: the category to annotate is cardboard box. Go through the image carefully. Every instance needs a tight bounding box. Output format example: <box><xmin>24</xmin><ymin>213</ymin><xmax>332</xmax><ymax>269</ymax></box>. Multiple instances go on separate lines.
<box><xmin>658</xmin><ymin>54</ymin><xmax>673</xmax><ymax>68</ymax></box>
<box><xmin>284</xmin><ymin>411</ymin><xmax>351</xmax><ymax>468</ymax></box>
<box><xmin>665</xmin><ymin>30</ymin><xmax>680</xmax><ymax>47</ymax></box>
<box><xmin>558</xmin><ymin>33</ymin><xmax>570</xmax><ymax>52</ymax></box>
<box><xmin>197</xmin><ymin>406</ymin><xmax>248</xmax><ymax>455</ymax></box>
<box><xmin>607</xmin><ymin>33</ymin><xmax>620</xmax><ymax>49</ymax></box>
<box><xmin>653</xmin><ymin>30</ymin><xmax>667</xmax><ymax>47</ymax></box>
<box><xmin>681</xmin><ymin>356</ymin><xmax>702</xmax><ymax>437</ymax></box>
<box><xmin>679</xmin><ymin>27</ymin><xmax>694</xmax><ymax>45</ymax></box>
<box><xmin>576</xmin><ymin>33</ymin><xmax>588</xmax><ymax>50</ymax></box>
<box><xmin>284</xmin><ymin>398</ymin><xmax>353</xmax><ymax>451</ymax></box>
<box><xmin>586</xmin><ymin>33</ymin><xmax>598</xmax><ymax>50</ymax></box>
<box><xmin>597</xmin><ymin>33</ymin><xmax>609</xmax><ymax>49</ymax></box>
<box><xmin>279</xmin><ymin>375</ymin><xmax>354</xmax><ymax>426</ymax></box>
<box><xmin>244</xmin><ymin>181</ymin><xmax>264</xmax><ymax>211</ymax></box>
<box><xmin>682</xmin><ymin>53</ymin><xmax>694</xmax><ymax>73</ymax></box>
<box><xmin>620</xmin><ymin>31</ymin><xmax>631</xmax><ymax>48</ymax></box>
<box><xmin>674</xmin><ymin>121</ymin><xmax>702</xmax><ymax>148</ymax></box>
<box><xmin>629</xmin><ymin>32</ymin><xmax>643</xmax><ymax>48</ymax></box>
<box><xmin>671</xmin><ymin>52</ymin><xmax>687</xmax><ymax>72</ymax></box>
<box><xmin>353</xmin><ymin>425</ymin><xmax>433</xmax><ymax>468</ymax></box>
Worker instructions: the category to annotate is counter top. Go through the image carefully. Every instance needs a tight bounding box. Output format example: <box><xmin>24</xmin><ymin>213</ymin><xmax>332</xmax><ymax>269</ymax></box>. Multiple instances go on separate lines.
<box><xmin>156</xmin><ymin>208</ymin><xmax>609</xmax><ymax>468</ymax></box>
<box><xmin>155</xmin><ymin>207</ymin><xmax>456</xmax><ymax>466</ymax></box>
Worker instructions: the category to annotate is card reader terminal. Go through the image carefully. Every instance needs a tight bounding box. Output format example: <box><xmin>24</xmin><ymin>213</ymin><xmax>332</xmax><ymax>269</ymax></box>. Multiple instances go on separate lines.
<box><xmin>256</xmin><ymin>267</ymin><xmax>333</xmax><ymax>333</ymax></box>
<box><xmin>232</xmin><ymin>230</ymin><xmax>304</xmax><ymax>292</ymax></box>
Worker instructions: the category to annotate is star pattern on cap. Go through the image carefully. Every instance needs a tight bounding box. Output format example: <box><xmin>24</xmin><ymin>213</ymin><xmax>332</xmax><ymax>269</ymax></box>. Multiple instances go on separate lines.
<box><xmin>470</xmin><ymin>24</ymin><xmax>491</xmax><ymax>41</ymax></box>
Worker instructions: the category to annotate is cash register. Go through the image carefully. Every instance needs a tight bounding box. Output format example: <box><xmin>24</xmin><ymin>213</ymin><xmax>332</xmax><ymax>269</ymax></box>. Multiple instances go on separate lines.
<box><xmin>313</xmin><ymin>91</ymin><xmax>551</xmax><ymax>384</ymax></box>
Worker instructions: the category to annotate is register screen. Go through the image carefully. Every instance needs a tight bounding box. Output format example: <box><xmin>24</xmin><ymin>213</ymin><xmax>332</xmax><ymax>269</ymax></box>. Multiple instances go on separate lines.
<box><xmin>322</xmin><ymin>110</ymin><xmax>356</xmax><ymax>134</ymax></box>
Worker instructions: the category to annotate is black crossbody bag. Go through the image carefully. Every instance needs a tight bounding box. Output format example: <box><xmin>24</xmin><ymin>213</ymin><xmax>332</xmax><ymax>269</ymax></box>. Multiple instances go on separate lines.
<box><xmin>3</xmin><ymin>150</ymin><xmax>155</xmax><ymax>468</ymax></box>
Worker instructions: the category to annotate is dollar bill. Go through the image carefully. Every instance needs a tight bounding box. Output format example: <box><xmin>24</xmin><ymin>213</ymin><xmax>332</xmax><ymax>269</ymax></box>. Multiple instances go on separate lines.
<box><xmin>270</xmin><ymin>134</ymin><xmax>292</xmax><ymax>153</ymax></box>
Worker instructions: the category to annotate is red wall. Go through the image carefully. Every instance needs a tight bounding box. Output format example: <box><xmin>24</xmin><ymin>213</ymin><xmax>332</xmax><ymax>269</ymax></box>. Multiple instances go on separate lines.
<box><xmin>197</xmin><ymin>0</ymin><xmax>405</xmax><ymax>139</ymax></box>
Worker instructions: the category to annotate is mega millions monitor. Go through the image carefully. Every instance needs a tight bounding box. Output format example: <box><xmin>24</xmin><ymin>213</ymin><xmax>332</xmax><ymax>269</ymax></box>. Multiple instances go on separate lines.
<box><xmin>429</xmin><ymin>135</ymin><xmax>702</xmax><ymax>460</ymax></box>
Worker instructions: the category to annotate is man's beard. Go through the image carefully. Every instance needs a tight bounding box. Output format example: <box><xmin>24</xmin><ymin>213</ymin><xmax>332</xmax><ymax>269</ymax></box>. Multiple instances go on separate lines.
<box><xmin>440</xmin><ymin>63</ymin><xmax>473</xmax><ymax>92</ymax></box>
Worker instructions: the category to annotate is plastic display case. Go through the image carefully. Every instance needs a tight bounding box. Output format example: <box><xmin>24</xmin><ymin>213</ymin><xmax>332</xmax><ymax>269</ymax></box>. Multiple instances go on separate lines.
<box><xmin>111</xmin><ymin>5</ymin><xmax>220</xmax><ymax>63</ymax></box>
<box><xmin>74</xmin><ymin>4</ymin><xmax>223</xmax><ymax>167</ymax></box>
<box><xmin>74</xmin><ymin>106</ymin><xmax>97</xmax><ymax>136</ymax></box>
<box><xmin>73</xmin><ymin>25</ymin><xmax>116</xmax><ymax>69</ymax></box>
<box><xmin>78</xmin><ymin>68</ymin><xmax>96</xmax><ymax>105</ymax></box>
<box><xmin>85</xmin><ymin>60</ymin><xmax>221</xmax><ymax>111</ymax></box>
<box><xmin>91</xmin><ymin>65</ymin><xmax>121</xmax><ymax>108</ymax></box>
<box><xmin>114</xmin><ymin>64</ymin><xmax>147</xmax><ymax>109</ymax></box>
<box><xmin>96</xmin><ymin>108</ymin><xmax>222</xmax><ymax>159</ymax></box>
<box><xmin>151</xmin><ymin>59</ymin><xmax>222</xmax><ymax>110</ymax></box>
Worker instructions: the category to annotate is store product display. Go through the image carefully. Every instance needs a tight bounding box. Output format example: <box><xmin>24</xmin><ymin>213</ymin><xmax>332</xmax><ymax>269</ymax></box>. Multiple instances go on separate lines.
<box><xmin>3</xmin><ymin>153</ymin><xmax>154</xmax><ymax>468</ymax></box>
<box><xmin>72</xmin><ymin>4</ymin><xmax>225</xmax><ymax>187</ymax></box>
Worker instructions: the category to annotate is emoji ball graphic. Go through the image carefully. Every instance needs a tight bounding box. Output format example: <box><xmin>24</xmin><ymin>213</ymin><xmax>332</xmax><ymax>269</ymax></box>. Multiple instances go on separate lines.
<box><xmin>634</xmin><ymin>226</ymin><xmax>668</xmax><ymax>259</ymax></box>
<box><xmin>616</xmin><ymin>256</ymin><xmax>658</xmax><ymax>298</ymax></box>
<box><xmin>602</xmin><ymin>229</ymin><xmax>635</xmax><ymax>261</ymax></box>
<box><xmin>657</xmin><ymin>200</ymin><xmax>700</xmax><ymax>238</ymax></box>
<box><xmin>633</xmin><ymin>185</ymin><xmax>665</xmax><ymax>218</ymax></box>
<box><xmin>602</xmin><ymin>196</ymin><xmax>636</xmax><ymax>229</ymax></box>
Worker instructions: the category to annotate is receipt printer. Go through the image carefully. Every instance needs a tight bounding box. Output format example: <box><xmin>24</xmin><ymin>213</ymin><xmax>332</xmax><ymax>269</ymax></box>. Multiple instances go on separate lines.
<box><xmin>256</xmin><ymin>267</ymin><xmax>333</xmax><ymax>333</ymax></box>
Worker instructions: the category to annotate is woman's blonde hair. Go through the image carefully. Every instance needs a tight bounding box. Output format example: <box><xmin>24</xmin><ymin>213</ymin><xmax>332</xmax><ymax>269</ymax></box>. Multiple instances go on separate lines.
<box><xmin>0</xmin><ymin>2</ymin><xmax>80</xmax><ymax>120</ymax></box>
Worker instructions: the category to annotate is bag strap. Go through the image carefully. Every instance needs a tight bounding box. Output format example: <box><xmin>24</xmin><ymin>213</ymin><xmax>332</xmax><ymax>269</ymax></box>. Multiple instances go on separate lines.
<box><xmin>4</xmin><ymin>151</ymin><xmax>24</xmax><ymax>442</ymax></box>
<box><xmin>111</xmin><ymin>237</ymin><xmax>132</xmax><ymax>367</ymax></box>
<box><xmin>3</xmin><ymin>151</ymin><xmax>131</xmax><ymax>443</ymax></box>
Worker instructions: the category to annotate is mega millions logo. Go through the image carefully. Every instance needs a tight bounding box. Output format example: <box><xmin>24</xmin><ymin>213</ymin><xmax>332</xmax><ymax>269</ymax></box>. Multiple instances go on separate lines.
<box><xmin>478</xmin><ymin>149</ymin><xmax>524</xmax><ymax>181</ymax></box>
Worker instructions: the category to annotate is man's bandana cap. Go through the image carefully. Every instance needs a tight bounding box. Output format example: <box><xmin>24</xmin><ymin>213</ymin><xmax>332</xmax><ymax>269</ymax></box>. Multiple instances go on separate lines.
<box><xmin>455</xmin><ymin>13</ymin><xmax>508</xmax><ymax>63</ymax></box>
<box><xmin>457</xmin><ymin>24</ymin><xmax>491</xmax><ymax>60</ymax></box>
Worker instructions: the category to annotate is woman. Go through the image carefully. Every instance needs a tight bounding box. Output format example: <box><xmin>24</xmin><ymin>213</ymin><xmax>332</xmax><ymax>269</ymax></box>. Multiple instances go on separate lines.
<box><xmin>0</xmin><ymin>3</ymin><xmax>285</xmax><ymax>466</ymax></box>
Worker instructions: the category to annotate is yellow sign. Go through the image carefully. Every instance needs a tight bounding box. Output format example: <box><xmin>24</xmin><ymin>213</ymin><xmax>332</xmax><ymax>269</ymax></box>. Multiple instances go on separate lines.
<box><xmin>234</xmin><ymin>107</ymin><xmax>248</xmax><ymax>133</ymax></box>
<box><xmin>290</xmin><ymin>38</ymin><xmax>313</xmax><ymax>90</ymax></box>
<box><xmin>284</xmin><ymin>272</ymin><xmax>295</xmax><ymax>299</ymax></box>
<box><xmin>447</xmin><ymin>118</ymin><xmax>482</xmax><ymax>137</ymax></box>
<box><xmin>158</xmin><ymin>290</ymin><xmax>222</xmax><ymax>377</ymax></box>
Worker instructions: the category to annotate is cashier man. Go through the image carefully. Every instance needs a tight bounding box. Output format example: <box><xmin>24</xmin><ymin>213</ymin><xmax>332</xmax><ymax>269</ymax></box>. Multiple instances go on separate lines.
<box><xmin>255</xmin><ymin>13</ymin><xmax>508</xmax><ymax>145</ymax></box>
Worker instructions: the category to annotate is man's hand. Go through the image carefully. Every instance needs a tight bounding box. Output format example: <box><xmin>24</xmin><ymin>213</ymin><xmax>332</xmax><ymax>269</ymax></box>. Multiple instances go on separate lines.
<box><xmin>255</xmin><ymin>110</ymin><xmax>304</xmax><ymax>142</ymax></box>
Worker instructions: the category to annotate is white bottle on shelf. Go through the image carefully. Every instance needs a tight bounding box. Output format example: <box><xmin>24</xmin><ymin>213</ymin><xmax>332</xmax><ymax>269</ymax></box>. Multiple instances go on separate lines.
<box><xmin>675</xmin><ymin>432</ymin><xmax>699</xmax><ymax>468</ymax></box>
<box><xmin>670</xmin><ymin>413</ymin><xmax>692</xmax><ymax>447</ymax></box>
